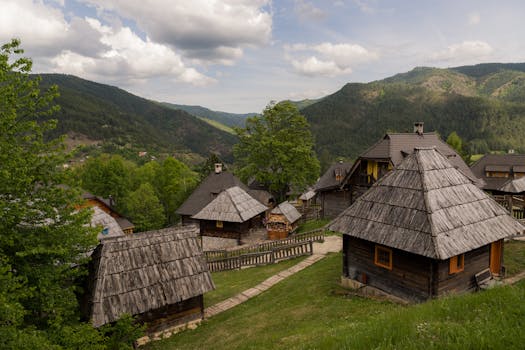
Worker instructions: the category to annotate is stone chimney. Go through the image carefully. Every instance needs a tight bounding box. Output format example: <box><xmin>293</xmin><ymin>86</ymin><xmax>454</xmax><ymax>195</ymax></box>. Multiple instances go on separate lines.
<box><xmin>214</xmin><ymin>163</ymin><xmax>223</xmax><ymax>174</ymax></box>
<box><xmin>414</xmin><ymin>121</ymin><xmax>424</xmax><ymax>135</ymax></box>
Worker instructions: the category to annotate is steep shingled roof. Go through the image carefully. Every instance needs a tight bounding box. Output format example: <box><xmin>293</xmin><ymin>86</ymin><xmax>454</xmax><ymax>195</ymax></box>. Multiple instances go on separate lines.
<box><xmin>351</xmin><ymin>132</ymin><xmax>480</xmax><ymax>185</ymax></box>
<box><xmin>191</xmin><ymin>186</ymin><xmax>267</xmax><ymax>223</ymax></box>
<box><xmin>176</xmin><ymin>171</ymin><xmax>271</xmax><ymax>216</ymax></box>
<box><xmin>271</xmin><ymin>201</ymin><xmax>302</xmax><ymax>224</ymax></box>
<box><xmin>470</xmin><ymin>153</ymin><xmax>525</xmax><ymax>191</ymax></box>
<box><xmin>329</xmin><ymin>148</ymin><xmax>523</xmax><ymax>260</ymax></box>
<box><xmin>314</xmin><ymin>161</ymin><xmax>353</xmax><ymax>191</ymax></box>
<box><xmin>89</xmin><ymin>226</ymin><xmax>214</xmax><ymax>327</ymax></box>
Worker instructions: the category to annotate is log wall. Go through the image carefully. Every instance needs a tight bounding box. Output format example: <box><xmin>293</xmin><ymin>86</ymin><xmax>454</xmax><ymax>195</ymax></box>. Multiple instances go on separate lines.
<box><xmin>320</xmin><ymin>190</ymin><xmax>351</xmax><ymax>219</ymax></box>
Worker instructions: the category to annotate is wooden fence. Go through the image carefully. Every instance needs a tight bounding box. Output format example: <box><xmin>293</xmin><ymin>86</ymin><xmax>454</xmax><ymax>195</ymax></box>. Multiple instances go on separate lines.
<box><xmin>204</xmin><ymin>228</ymin><xmax>325</xmax><ymax>261</ymax></box>
<box><xmin>206</xmin><ymin>241</ymin><xmax>314</xmax><ymax>272</ymax></box>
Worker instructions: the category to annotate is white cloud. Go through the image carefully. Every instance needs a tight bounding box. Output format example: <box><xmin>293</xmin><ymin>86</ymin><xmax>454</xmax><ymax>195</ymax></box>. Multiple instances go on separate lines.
<box><xmin>430</xmin><ymin>40</ymin><xmax>493</xmax><ymax>63</ymax></box>
<box><xmin>285</xmin><ymin>42</ymin><xmax>378</xmax><ymax>76</ymax></box>
<box><xmin>353</xmin><ymin>0</ymin><xmax>376</xmax><ymax>14</ymax></box>
<box><xmin>468</xmin><ymin>12</ymin><xmax>480</xmax><ymax>25</ymax></box>
<box><xmin>79</xmin><ymin>0</ymin><xmax>272</xmax><ymax>64</ymax></box>
<box><xmin>294</xmin><ymin>0</ymin><xmax>326</xmax><ymax>21</ymax></box>
<box><xmin>53</xmin><ymin>18</ymin><xmax>215</xmax><ymax>86</ymax></box>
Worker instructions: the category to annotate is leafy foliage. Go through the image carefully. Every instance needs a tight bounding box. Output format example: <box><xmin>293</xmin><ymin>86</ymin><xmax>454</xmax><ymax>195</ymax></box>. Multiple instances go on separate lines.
<box><xmin>234</xmin><ymin>101</ymin><xmax>320</xmax><ymax>201</ymax></box>
<box><xmin>0</xmin><ymin>39</ymin><xmax>141</xmax><ymax>349</ymax></box>
<box><xmin>125</xmin><ymin>183</ymin><xmax>165</xmax><ymax>232</ymax></box>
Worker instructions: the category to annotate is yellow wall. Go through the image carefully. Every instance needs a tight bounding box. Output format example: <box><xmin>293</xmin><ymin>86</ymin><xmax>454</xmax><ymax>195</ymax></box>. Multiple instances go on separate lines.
<box><xmin>367</xmin><ymin>161</ymin><xmax>378</xmax><ymax>183</ymax></box>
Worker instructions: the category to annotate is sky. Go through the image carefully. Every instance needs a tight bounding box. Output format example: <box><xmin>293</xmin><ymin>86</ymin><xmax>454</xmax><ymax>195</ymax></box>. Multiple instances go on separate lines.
<box><xmin>2</xmin><ymin>1</ymin><xmax>525</xmax><ymax>113</ymax></box>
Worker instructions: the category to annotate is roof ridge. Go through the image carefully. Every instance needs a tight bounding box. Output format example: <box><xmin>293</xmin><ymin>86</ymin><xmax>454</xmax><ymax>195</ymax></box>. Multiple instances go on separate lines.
<box><xmin>226</xmin><ymin>187</ymin><xmax>245</xmax><ymax>222</ymax></box>
<box><xmin>416</xmin><ymin>149</ymin><xmax>442</xmax><ymax>259</ymax></box>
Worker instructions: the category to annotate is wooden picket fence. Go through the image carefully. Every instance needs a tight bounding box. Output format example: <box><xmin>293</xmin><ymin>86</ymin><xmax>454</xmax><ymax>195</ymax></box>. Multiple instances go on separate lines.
<box><xmin>206</xmin><ymin>241</ymin><xmax>314</xmax><ymax>272</ymax></box>
<box><xmin>204</xmin><ymin>228</ymin><xmax>326</xmax><ymax>272</ymax></box>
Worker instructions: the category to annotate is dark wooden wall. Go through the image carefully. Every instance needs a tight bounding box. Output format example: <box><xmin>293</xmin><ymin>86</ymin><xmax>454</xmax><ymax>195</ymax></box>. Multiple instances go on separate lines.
<box><xmin>435</xmin><ymin>245</ymin><xmax>491</xmax><ymax>296</ymax></box>
<box><xmin>344</xmin><ymin>236</ymin><xmax>433</xmax><ymax>302</ymax></box>
<box><xmin>343</xmin><ymin>236</ymin><xmax>498</xmax><ymax>302</ymax></box>
<box><xmin>139</xmin><ymin>295</ymin><xmax>203</xmax><ymax>333</ymax></box>
<box><xmin>320</xmin><ymin>190</ymin><xmax>351</xmax><ymax>219</ymax></box>
<box><xmin>199</xmin><ymin>220</ymin><xmax>252</xmax><ymax>240</ymax></box>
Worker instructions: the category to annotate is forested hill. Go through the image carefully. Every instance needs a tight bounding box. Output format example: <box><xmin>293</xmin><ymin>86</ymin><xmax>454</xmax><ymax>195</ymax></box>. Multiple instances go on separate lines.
<box><xmin>37</xmin><ymin>74</ymin><xmax>237</xmax><ymax>161</ymax></box>
<box><xmin>301</xmin><ymin>63</ymin><xmax>525</xmax><ymax>162</ymax></box>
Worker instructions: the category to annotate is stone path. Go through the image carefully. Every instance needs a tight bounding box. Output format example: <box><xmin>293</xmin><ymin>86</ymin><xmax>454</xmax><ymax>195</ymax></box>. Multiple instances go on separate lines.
<box><xmin>204</xmin><ymin>235</ymin><xmax>342</xmax><ymax>318</ymax></box>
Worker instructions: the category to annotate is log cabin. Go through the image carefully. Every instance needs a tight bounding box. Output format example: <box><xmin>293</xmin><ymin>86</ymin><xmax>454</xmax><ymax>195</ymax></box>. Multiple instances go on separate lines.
<box><xmin>191</xmin><ymin>186</ymin><xmax>268</xmax><ymax>242</ymax></box>
<box><xmin>317</xmin><ymin>122</ymin><xmax>479</xmax><ymax>219</ymax></box>
<box><xmin>314</xmin><ymin>161</ymin><xmax>353</xmax><ymax>219</ymax></box>
<box><xmin>86</xmin><ymin>225</ymin><xmax>214</xmax><ymax>332</ymax></box>
<box><xmin>176</xmin><ymin>163</ymin><xmax>273</xmax><ymax>225</ymax></box>
<box><xmin>329</xmin><ymin>147</ymin><xmax>523</xmax><ymax>302</ymax></box>
<box><xmin>267</xmin><ymin>201</ymin><xmax>302</xmax><ymax>240</ymax></box>
<box><xmin>470</xmin><ymin>154</ymin><xmax>525</xmax><ymax>194</ymax></box>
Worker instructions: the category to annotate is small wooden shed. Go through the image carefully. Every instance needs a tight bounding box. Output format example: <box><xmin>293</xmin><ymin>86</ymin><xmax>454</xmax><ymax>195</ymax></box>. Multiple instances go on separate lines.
<box><xmin>267</xmin><ymin>201</ymin><xmax>302</xmax><ymax>240</ymax></box>
<box><xmin>329</xmin><ymin>147</ymin><xmax>523</xmax><ymax>302</ymax></box>
<box><xmin>86</xmin><ymin>226</ymin><xmax>214</xmax><ymax>332</ymax></box>
<box><xmin>191</xmin><ymin>186</ymin><xmax>267</xmax><ymax>242</ymax></box>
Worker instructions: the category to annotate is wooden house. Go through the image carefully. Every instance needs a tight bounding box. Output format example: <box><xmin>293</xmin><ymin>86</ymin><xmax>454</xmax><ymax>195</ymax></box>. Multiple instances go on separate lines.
<box><xmin>317</xmin><ymin>122</ymin><xmax>479</xmax><ymax>219</ymax></box>
<box><xmin>314</xmin><ymin>161</ymin><xmax>353</xmax><ymax>219</ymax></box>
<box><xmin>86</xmin><ymin>226</ymin><xmax>214</xmax><ymax>332</ymax></box>
<box><xmin>191</xmin><ymin>186</ymin><xmax>268</xmax><ymax>242</ymax></box>
<box><xmin>267</xmin><ymin>201</ymin><xmax>302</xmax><ymax>240</ymax></box>
<box><xmin>470</xmin><ymin>154</ymin><xmax>525</xmax><ymax>219</ymax></box>
<box><xmin>329</xmin><ymin>147</ymin><xmax>523</xmax><ymax>302</ymax></box>
<box><xmin>82</xmin><ymin>192</ymin><xmax>134</xmax><ymax>234</ymax></box>
<box><xmin>176</xmin><ymin>164</ymin><xmax>273</xmax><ymax>225</ymax></box>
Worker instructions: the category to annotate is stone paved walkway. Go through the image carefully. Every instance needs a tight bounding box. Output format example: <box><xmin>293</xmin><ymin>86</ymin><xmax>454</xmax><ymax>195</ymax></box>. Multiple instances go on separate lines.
<box><xmin>204</xmin><ymin>235</ymin><xmax>341</xmax><ymax>318</ymax></box>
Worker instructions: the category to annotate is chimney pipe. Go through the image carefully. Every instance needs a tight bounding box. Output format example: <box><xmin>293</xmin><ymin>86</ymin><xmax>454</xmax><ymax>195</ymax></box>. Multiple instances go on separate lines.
<box><xmin>414</xmin><ymin>121</ymin><xmax>424</xmax><ymax>135</ymax></box>
<box><xmin>214</xmin><ymin>163</ymin><xmax>223</xmax><ymax>174</ymax></box>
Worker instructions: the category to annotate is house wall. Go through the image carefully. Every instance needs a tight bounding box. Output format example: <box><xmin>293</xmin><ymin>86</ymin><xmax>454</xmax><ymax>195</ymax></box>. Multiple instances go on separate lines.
<box><xmin>199</xmin><ymin>220</ymin><xmax>252</xmax><ymax>240</ymax></box>
<box><xmin>343</xmin><ymin>236</ymin><xmax>433</xmax><ymax>302</ymax></box>
<box><xmin>138</xmin><ymin>295</ymin><xmax>204</xmax><ymax>333</ymax></box>
<box><xmin>343</xmin><ymin>236</ymin><xmax>500</xmax><ymax>301</ymax></box>
<box><xmin>320</xmin><ymin>190</ymin><xmax>351</xmax><ymax>219</ymax></box>
<box><xmin>435</xmin><ymin>244</ymin><xmax>492</xmax><ymax>296</ymax></box>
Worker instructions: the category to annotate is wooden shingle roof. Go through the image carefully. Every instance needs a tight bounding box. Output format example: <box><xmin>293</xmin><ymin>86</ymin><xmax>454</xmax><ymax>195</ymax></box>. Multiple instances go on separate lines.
<box><xmin>329</xmin><ymin>147</ymin><xmax>523</xmax><ymax>260</ymax></box>
<box><xmin>314</xmin><ymin>161</ymin><xmax>353</xmax><ymax>191</ymax></box>
<box><xmin>89</xmin><ymin>225</ymin><xmax>214</xmax><ymax>327</ymax></box>
<box><xmin>470</xmin><ymin>154</ymin><xmax>525</xmax><ymax>191</ymax></box>
<box><xmin>191</xmin><ymin>186</ymin><xmax>267</xmax><ymax>223</ymax></box>
<box><xmin>91</xmin><ymin>206</ymin><xmax>125</xmax><ymax>240</ymax></box>
<box><xmin>271</xmin><ymin>201</ymin><xmax>302</xmax><ymax>224</ymax></box>
<box><xmin>176</xmin><ymin>171</ymin><xmax>265</xmax><ymax>216</ymax></box>
<box><xmin>354</xmin><ymin>132</ymin><xmax>479</xmax><ymax>185</ymax></box>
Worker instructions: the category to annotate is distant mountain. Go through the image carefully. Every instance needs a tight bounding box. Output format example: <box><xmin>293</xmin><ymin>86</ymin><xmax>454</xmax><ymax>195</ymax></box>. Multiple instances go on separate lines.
<box><xmin>162</xmin><ymin>103</ymin><xmax>254</xmax><ymax>128</ymax></box>
<box><xmin>37</xmin><ymin>74</ymin><xmax>237</xmax><ymax>162</ymax></box>
<box><xmin>301</xmin><ymin>63</ymin><xmax>525</xmax><ymax>162</ymax></box>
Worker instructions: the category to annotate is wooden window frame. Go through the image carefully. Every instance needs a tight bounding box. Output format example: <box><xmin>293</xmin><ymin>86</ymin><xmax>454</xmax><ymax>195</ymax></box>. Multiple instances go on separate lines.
<box><xmin>449</xmin><ymin>254</ymin><xmax>465</xmax><ymax>274</ymax></box>
<box><xmin>374</xmin><ymin>245</ymin><xmax>393</xmax><ymax>270</ymax></box>
<box><xmin>216</xmin><ymin>220</ymin><xmax>223</xmax><ymax>228</ymax></box>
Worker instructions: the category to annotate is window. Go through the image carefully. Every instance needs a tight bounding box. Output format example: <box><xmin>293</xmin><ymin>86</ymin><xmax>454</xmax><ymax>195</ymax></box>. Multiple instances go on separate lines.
<box><xmin>374</xmin><ymin>245</ymin><xmax>392</xmax><ymax>270</ymax></box>
<box><xmin>216</xmin><ymin>220</ymin><xmax>223</xmax><ymax>228</ymax></box>
<box><xmin>101</xmin><ymin>227</ymin><xmax>109</xmax><ymax>236</ymax></box>
<box><xmin>449</xmin><ymin>254</ymin><xmax>464</xmax><ymax>274</ymax></box>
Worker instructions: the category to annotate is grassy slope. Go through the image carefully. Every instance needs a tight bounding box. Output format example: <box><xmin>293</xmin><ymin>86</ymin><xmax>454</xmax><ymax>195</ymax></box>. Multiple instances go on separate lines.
<box><xmin>197</xmin><ymin>117</ymin><xmax>235</xmax><ymax>135</ymax></box>
<box><xmin>204</xmin><ymin>256</ymin><xmax>306</xmax><ymax>307</ymax></box>
<box><xmin>148</xmin><ymin>248</ymin><xmax>525</xmax><ymax>350</ymax></box>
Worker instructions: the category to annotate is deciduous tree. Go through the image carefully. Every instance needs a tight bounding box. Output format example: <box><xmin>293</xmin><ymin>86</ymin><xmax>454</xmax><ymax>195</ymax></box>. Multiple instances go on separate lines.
<box><xmin>234</xmin><ymin>101</ymin><xmax>320</xmax><ymax>201</ymax></box>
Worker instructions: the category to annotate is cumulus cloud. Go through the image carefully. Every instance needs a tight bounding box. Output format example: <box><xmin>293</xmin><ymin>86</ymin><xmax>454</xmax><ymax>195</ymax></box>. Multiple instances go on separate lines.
<box><xmin>294</xmin><ymin>0</ymin><xmax>326</xmax><ymax>21</ymax></box>
<box><xmin>430</xmin><ymin>40</ymin><xmax>493</xmax><ymax>63</ymax></box>
<box><xmin>285</xmin><ymin>42</ymin><xmax>378</xmax><ymax>76</ymax></box>
<box><xmin>0</xmin><ymin>0</ymin><xmax>215</xmax><ymax>86</ymax></box>
<box><xmin>53</xmin><ymin>18</ymin><xmax>215</xmax><ymax>85</ymax></box>
<box><xmin>79</xmin><ymin>0</ymin><xmax>272</xmax><ymax>64</ymax></box>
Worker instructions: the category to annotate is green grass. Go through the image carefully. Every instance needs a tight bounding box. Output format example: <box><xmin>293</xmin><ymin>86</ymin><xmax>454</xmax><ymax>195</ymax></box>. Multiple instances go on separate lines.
<box><xmin>198</xmin><ymin>117</ymin><xmax>235</xmax><ymax>134</ymax></box>
<box><xmin>148</xmin><ymin>245</ymin><xmax>525</xmax><ymax>350</ymax></box>
<box><xmin>204</xmin><ymin>256</ymin><xmax>307</xmax><ymax>307</ymax></box>
<box><xmin>504</xmin><ymin>240</ymin><xmax>525</xmax><ymax>276</ymax></box>
<box><xmin>296</xmin><ymin>219</ymin><xmax>330</xmax><ymax>233</ymax></box>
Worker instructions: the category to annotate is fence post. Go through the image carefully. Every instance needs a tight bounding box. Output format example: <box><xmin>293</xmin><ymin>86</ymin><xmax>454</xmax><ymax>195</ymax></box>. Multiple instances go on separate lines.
<box><xmin>309</xmin><ymin>240</ymin><xmax>313</xmax><ymax>255</ymax></box>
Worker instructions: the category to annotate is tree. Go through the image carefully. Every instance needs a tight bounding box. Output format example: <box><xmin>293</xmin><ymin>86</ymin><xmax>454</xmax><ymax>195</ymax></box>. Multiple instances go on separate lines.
<box><xmin>0</xmin><ymin>39</ymin><xmax>141</xmax><ymax>348</ymax></box>
<box><xmin>196</xmin><ymin>153</ymin><xmax>226</xmax><ymax>180</ymax></box>
<box><xmin>125</xmin><ymin>183</ymin><xmax>165</xmax><ymax>232</ymax></box>
<box><xmin>234</xmin><ymin>101</ymin><xmax>320</xmax><ymax>202</ymax></box>
<box><xmin>446</xmin><ymin>131</ymin><xmax>470</xmax><ymax>162</ymax></box>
